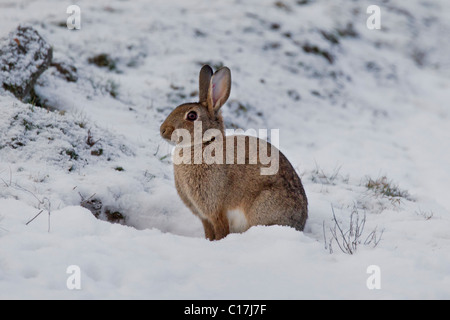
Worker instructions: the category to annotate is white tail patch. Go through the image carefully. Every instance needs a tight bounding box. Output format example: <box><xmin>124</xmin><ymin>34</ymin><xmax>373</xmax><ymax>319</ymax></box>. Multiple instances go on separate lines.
<box><xmin>227</xmin><ymin>209</ymin><xmax>249</xmax><ymax>233</ymax></box>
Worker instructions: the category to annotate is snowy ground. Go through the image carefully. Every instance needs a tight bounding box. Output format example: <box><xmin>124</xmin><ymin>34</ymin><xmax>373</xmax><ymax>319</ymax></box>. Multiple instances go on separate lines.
<box><xmin>1</xmin><ymin>0</ymin><xmax>450</xmax><ymax>299</ymax></box>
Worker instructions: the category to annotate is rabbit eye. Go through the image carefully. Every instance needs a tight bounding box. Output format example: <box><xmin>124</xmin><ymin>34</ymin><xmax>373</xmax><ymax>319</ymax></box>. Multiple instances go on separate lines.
<box><xmin>186</xmin><ymin>111</ymin><xmax>198</xmax><ymax>121</ymax></box>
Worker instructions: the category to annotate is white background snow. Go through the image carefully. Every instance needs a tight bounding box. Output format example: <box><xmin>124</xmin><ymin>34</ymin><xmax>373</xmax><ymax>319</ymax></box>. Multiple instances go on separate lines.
<box><xmin>1</xmin><ymin>0</ymin><xmax>450</xmax><ymax>299</ymax></box>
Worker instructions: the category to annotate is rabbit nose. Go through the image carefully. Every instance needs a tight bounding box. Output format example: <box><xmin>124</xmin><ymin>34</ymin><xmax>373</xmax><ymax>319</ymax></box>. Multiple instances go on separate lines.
<box><xmin>160</xmin><ymin>125</ymin><xmax>174</xmax><ymax>139</ymax></box>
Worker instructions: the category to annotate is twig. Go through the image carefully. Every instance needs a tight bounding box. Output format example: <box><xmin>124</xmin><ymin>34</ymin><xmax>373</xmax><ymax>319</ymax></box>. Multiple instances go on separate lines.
<box><xmin>2</xmin><ymin>170</ymin><xmax>52</xmax><ymax>232</ymax></box>
<box><xmin>364</xmin><ymin>228</ymin><xmax>384</xmax><ymax>246</ymax></box>
<box><xmin>326</xmin><ymin>204</ymin><xmax>380</xmax><ymax>255</ymax></box>
<box><xmin>47</xmin><ymin>201</ymin><xmax>51</xmax><ymax>233</ymax></box>
<box><xmin>331</xmin><ymin>205</ymin><xmax>353</xmax><ymax>254</ymax></box>
<box><xmin>26</xmin><ymin>210</ymin><xmax>44</xmax><ymax>225</ymax></box>
<box><xmin>153</xmin><ymin>144</ymin><xmax>160</xmax><ymax>156</ymax></box>
<box><xmin>79</xmin><ymin>192</ymin><xmax>97</xmax><ymax>205</ymax></box>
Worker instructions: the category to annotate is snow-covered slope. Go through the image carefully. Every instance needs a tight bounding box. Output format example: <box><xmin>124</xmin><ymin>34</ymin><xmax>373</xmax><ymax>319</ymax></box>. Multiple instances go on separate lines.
<box><xmin>1</xmin><ymin>0</ymin><xmax>450</xmax><ymax>299</ymax></box>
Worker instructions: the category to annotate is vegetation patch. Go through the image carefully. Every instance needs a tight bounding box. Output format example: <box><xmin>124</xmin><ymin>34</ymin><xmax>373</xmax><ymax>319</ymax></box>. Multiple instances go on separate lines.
<box><xmin>80</xmin><ymin>193</ymin><xmax>125</xmax><ymax>224</ymax></box>
<box><xmin>301</xmin><ymin>43</ymin><xmax>334</xmax><ymax>64</ymax></box>
<box><xmin>309</xmin><ymin>164</ymin><xmax>349</xmax><ymax>186</ymax></box>
<box><xmin>88</xmin><ymin>53</ymin><xmax>117</xmax><ymax>71</ymax></box>
<box><xmin>365</xmin><ymin>176</ymin><xmax>412</xmax><ymax>202</ymax></box>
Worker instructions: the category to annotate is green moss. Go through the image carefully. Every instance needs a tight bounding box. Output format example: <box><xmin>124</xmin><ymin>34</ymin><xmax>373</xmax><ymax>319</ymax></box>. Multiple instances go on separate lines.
<box><xmin>65</xmin><ymin>149</ymin><xmax>79</xmax><ymax>160</ymax></box>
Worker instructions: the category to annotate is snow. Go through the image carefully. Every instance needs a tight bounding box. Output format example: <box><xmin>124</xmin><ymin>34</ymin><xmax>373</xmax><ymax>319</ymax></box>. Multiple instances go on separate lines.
<box><xmin>0</xmin><ymin>25</ymin><xmax>53</xmax><ymax>99</ymax></box>
<box><xmin>1</xmin><ymin>0</ymin><xmax>450</xmax><ymax>299</ymax></box>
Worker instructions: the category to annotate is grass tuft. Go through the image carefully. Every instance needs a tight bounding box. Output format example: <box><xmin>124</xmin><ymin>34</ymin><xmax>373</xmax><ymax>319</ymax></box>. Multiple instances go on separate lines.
<box><xmin>365</xmin><ymin>176</ymin><xmax>411</xmax><ymax>201</ymax></box>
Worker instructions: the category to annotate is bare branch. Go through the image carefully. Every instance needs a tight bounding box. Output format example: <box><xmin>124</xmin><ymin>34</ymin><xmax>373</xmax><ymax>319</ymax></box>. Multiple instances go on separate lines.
<box><xmin>26</xmin><ymin>210</ymin><xmax>44</xmax><ymax>226</ymax></box>
<box><xmin>325</xmin><ymin>204</ymin><xmax>383</xmax><ymax>255</ymax></box>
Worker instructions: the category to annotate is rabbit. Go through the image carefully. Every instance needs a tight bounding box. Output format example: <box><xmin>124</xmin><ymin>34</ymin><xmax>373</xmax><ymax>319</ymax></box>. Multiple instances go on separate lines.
<box><xmin>160</xmin><ymin>65</ymin><xmax>308</xmax><ymax>240</ymax></box>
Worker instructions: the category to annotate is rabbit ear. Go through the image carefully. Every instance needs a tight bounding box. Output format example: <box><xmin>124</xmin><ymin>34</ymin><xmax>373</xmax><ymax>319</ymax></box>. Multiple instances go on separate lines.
<box><xmin>208</xmin><ymin>67</ymin><xmax>231</xmax><ymax>115</ymax></box>
<box><xmin>199</xmin><ymin>65</ymin><xmax>213</xmax><ymax>105</ymax></box>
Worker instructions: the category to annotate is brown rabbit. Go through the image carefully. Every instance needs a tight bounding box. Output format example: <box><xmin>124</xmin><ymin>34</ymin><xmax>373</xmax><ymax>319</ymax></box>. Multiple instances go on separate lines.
<box><xmin>160</xmin><ymin>65</ymin><xmax>308</xmax><ymax>240</ymax></box>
